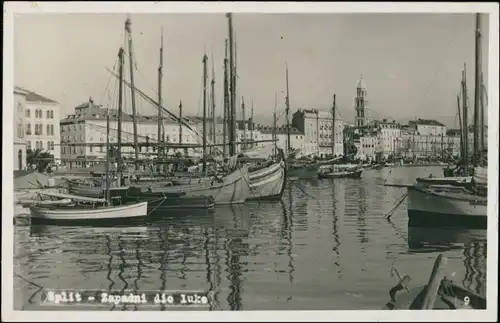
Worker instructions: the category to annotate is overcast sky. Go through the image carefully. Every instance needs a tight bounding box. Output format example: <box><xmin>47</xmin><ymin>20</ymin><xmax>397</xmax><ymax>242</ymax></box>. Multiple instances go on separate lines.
<box><xmin>14</xmin><ymin>13</ymin><xmax>490</xmax><ymax>127</ymax></box>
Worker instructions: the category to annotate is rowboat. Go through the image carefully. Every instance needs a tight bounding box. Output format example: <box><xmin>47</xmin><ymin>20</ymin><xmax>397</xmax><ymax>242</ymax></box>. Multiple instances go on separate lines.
<box><xmin>28</xmin><ymin>191</ymin><xmax>149</xmax><ymax>226</ymax></box>
<box><xmin>384</xmin><ymin>254</ymin><xmax>486</xmax><ymax>310</ymax></box>
<box><xmin>317</xmin><ymin>164</ymin><xmax>363</xmax><ymax>179</ymax></box>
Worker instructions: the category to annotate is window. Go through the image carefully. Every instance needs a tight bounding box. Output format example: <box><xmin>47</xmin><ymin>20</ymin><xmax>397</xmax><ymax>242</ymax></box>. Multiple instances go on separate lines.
<box><xmin>89</xmin><ymin>145</ymin><xmax>93</xmax><ymax>153</ymax></box>
<box><xmin>17</xmin><ymin>124</ymin><xmax>23</xmax><ymax>138</ymax></box>
<box><xmin>46</xmin><ymin>110</ymin><xmax>50</xmax><ymax>119</ymax></box>
<box><xmin>50</xmin><ymin>110</ymin><xmax>54</xmax><ymax>119</ymax></box>
<box><xmin>51</xmin><ymin>125</ymin><xmax>54</xmax><ymax>135</ymax></box>
<box><xmin>40</xmin><ymin>141</ymin><xmax>43</xmax><ymax>149</ymax></box>
<box><xmin>26</xmin><ymin>109</ymin><xmax>30</xmax><ymax>118</ymax></box>
<box><xmin>47</xmin><ymin>125</ymin><xmax>51</xmax><ymax>136</ymax></box>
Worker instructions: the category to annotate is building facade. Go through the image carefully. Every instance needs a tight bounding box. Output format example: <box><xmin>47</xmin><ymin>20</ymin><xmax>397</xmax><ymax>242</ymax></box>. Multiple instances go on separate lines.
<box><xmin>292</xmin><ymin>108</ymin><xmax>344</xmax><ymax>157</ymax></box>
<box><xmin>19</xmin><ymin>87</ymin><xmax>61</xmax><ymax>162</ymax></box>
<box><xmin>14</xmin><ymin>88</ymin><xmax>27</xmax><ymax>170</ymax></box>
<box><xmin>60</xmin><ymin>100</ymin><xmax>206</xmax><ymax>167</ymax></box>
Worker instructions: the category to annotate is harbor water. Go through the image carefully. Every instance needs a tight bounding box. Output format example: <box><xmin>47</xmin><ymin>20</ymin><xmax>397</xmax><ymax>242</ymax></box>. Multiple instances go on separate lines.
<box><xmin>13</xmin><ymin>166</ymin><xmax>487</xmax><ymax>310</ymax></box>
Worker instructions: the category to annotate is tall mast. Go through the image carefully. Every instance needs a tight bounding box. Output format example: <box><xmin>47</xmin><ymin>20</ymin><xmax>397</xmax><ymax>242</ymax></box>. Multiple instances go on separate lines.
<box><xmin>179</xmin><ymin>100</ymin><xmax>183</xmax><ymax>146</ymax></box>
<box><xmin>457</xmin><ymin>95</ymin><xmax>464</xmax><ymax>162</ymax></box>
<box><xmin>331</xmin><ymin>94</ymin><xmax>336</xmax><ymax>156</ymax></box>
<box><xmin>285</xmin><ymin>63</ymin><xmax>291</xmax><ymax>154</ymax></box>
<box><xmin>473</xmin><ymin>13</ymin><xmax>482</xmax><ymax>166</ymax></box>
<box><xmin>241</xmin><ymin>96</ymin><xmax>246</xmax><ymax>151</ymax></box>
<box><xmin>462</xmin><ymin>65</ymin><xmax>469</xmax><ymax>174</ymax></box>
<box><xmin>273</xmin><ymin>92</ymin><xmax>277</xmax><ymax>156</ymax></box>
<box><xmin>250</xmin><ymin>99</ymin><xmax>254</xmax><ymax>149</ymax></box>
<box><xmin>211</xmin><ymin>54</ymin><xmax>216</xmax><ymax>153</ymax></box>
<box><xmin>202</xmin><ymin>54</ymin><xmax>208</xmax><ymax>172</ymax></box>
<box><xmin>117</xmin><ymin>48</ymin><xmax>124</xmax><ymax>177</ymax></box>
<box><xmin>157</xmin><ymin>27</ymin><xmax>164</xmax><ymax>171</ymax></box>
<box><xmin>105</xmin><ymin>109</ymin><xmax>110</xmax><ymax>205</ymax></box>
<box><xmin>226</xmin><ymin>13</ymin><xmax>236</xmax><ymax>156</ymax></box>
<box><xmin>125</xmin><ymin>17</ymin><xmax>140</xmax><ymax>170</ymax></box>
<box><xmin>479</xmin><ymin>72</ymin><xmax>485</xmax><ymax>163</ymax></box>
<box><xmin>223</xmin><ymin>39</ymin><xmax>229</xmax><ymax>158</ymax></box>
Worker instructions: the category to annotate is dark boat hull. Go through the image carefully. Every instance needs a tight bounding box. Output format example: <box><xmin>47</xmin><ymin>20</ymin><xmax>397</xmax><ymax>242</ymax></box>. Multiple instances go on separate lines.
<box><xmin>318</xmin><ymin>169</ymin><xmax>363</xmax><ymax>179</ymax></box>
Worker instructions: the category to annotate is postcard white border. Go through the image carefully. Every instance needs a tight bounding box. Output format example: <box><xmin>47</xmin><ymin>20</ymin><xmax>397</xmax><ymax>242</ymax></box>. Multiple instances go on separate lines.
<box><xmin>2</xmin><ymin>1</ymin><xmax>499</xmax><ymax>322</ymax></box>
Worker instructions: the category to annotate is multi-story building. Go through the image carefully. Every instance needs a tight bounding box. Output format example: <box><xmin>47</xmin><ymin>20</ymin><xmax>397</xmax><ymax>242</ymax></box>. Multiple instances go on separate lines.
<box><xmin>373</xmin><ymin>119</ymin><xmax>403</xmax><ymax>158</ymax></box>
<box><xmin>14</xmin><ymin>87</ymin><xmax>28</xmax><ymax>170</ymax></box>
<box><xmin>19</xmin><ymin>86</ymin><xmax>61</xmax><ymax>162</ymax></box>
<box><xmin>60</xmin><ymin>100</ymin><xmax>205</xmax><ymax>167</ymax></box>
<box><xmin>292</xmin><ymin>108</ymin><xmax>344</xmax><ymax>157</ymax></box>
<box><xmin>408</xmin><ymin>118</ymin><xmax>447</xmax><ymax>137</ymax></box>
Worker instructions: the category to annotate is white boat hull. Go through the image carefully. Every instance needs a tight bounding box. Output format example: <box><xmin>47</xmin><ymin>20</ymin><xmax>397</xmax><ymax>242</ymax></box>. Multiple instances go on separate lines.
<box><xmin>407</xmin><ymin>185</ymin><xmax>487</xmax><ymax>228</ymax></box>
<box><xmin>248</xmin><ymin>160</ymin><xmax>286</xmax><ymax>201</ymax></box>
<box><xmin>29</xmin><ymin>201</ymin><xmax>148</xmax><ymax>224</ymax></box>
<box><xmin>149</xmin><ymin>166</ymin><xmax>251</xmax><ymax>205</ymax></box>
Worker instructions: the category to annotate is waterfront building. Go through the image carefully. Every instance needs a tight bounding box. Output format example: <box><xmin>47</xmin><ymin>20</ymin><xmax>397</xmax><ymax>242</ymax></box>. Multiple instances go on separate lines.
<box><xmin>60</xmin><ymin>99</ymin><xmax>205</xmax><ymax>167</ymax></box>
<box><xmin>408</xmin><ymin>118</ymin><xmax>447</xmax><ymax>137</ymax></box>
<box><xmin>373</xmin><ymin>119</ymin><xmax>403</xmax><ymax>158</ymax></box>
<box><xmin>17</xmin><ymin>86</ymin><xmax>61</xmax><ymax>163</ymax></box>
<box><xmin>14</xmin><ymin>87</ymin><xmax>28</xmax><ymax>170</ymax></box>
<box><xmin>292</xmin><ymin>108</ymin><xmax>344</xmax><ymax>157</ymax></box>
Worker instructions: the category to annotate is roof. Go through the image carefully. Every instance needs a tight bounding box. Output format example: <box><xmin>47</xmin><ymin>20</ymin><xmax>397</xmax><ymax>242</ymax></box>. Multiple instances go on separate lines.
<box><xmin>409</xmin><ymin>118</ymin><xmax>445</xmax><ymax>127</ymax></box>
<box><xmin>14</xmin><ymin>86</ymin><xmax>58</xmax><ymax>104</ymax></box>
<box><xmin>61</xmin><ymin>108</ymin><xmax>188</xmax><ymax>125</ymax></box>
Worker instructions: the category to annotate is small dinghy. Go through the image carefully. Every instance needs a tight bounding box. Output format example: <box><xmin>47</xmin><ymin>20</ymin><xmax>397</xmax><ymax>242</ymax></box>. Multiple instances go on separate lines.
<box><xmin>384</xmin><ymin>254</ymin><xmax>486</xmax><ymax>310</ymax></box>
<box><xmin>317</xmin><ymin>164</ymin><xmax>363</xmax><ymax>179</ymax></box>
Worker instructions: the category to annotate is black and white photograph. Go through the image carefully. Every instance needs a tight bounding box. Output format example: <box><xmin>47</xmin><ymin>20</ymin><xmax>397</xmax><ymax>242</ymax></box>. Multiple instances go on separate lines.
<box><xmin>3</xmin><ymin>2</ymin><xmax>498</xmax><ymax>321</ymax></box>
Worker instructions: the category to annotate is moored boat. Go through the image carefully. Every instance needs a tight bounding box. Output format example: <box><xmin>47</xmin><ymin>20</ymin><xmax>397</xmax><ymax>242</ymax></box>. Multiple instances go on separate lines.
<box><xmin>147</xmin><ymin>165</ymin><xmax>251</xmax><ymax>205</ymax></box>
<box><xmin>317</xmin><ymin>164</ymin><xmax>363</xmax><ymax>179</ymax></box>
<box><xmin>415</xmin><ymin>176</ymin><xmax>472</xmax><ymax>186</ymax></box>
<box><xmin>28</xmin><ymin>191</ymin><xmax>149</xmax><ymax>226</ymax></box>
<box><xmin>406</xmin><ymin>184</ymin><xmax>487</xmax><ymax>229</ymax></box>
<box><xmin>247</xmin><ymin>148</ymin><xmax>287</xmax><ymax>201</ymax></box>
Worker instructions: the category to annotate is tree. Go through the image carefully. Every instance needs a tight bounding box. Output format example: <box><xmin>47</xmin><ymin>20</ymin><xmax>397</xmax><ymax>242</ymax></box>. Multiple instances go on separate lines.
<box><xmin>27</xmin><ymin>148</ymin><xmax>54</xmax><ymax>172</ymax></box>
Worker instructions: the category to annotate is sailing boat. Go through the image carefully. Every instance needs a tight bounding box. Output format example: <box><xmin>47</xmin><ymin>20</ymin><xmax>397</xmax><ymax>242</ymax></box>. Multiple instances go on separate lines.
<box><xmin>29</xmin><ymin>110</ymin><xmax>149</xmax><ymax>225</ymax></box>
<box><xmin>317</xmin><ymin>94</ymin><xmax>363</xmax><ymax>179</ymax></box>
<box><xmin>406</xmin><ymin>13</ymin><xmax>487</xmax><ymax>229</ymax></box>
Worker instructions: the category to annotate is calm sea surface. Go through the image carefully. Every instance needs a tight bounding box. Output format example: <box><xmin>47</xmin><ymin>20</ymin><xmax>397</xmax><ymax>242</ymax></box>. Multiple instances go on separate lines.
<box><xmin>13</xmin><ymin>166</ymin><xmax>487</xmax><ymax>310</ymax></box>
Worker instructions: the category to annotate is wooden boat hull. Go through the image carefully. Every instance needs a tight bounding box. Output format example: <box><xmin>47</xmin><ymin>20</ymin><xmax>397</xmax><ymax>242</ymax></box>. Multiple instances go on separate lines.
<box><xmin>29</xmin><ymin>201</ymin><xmax>148</xmax><ymax>225</ymax></box>
<box><xmin>384</xmin><ymin>280</ymin><xmax>486</xmax><ymax>310</ymax></box>
<box><xmin>67</xmin><ymin>183</ymin><xmax>129</xmax><ymax>198</ymax></box>
<box><xmin>123</xmin><ymin>191</ymin><xmax>215</xmax><ymax>212</ymax></box>
<box><xmin>416</xmin><ymin>176</ymin><xmax>472</xmax><ymax>186</ymax></box>
<box><xmin>287</xmin><ymin>166</ymin><xmax>318</xmax><ymax>179</ymax></box>
<box><xmin>318</xmin><ymin>169</ymin><xmax>363</xmax><ymax>179</ymax></box>
<box><xmin>148</xmin><ymin>166</ymin><xmax>251</xmax><ymax>205</ymax></box>
<box><xmin>248</xmin><ymin>159</ymin><xmax>287</xmax><ymax>201</ymax></box>
<box><xmin>18</xmin><ymin>198</ymin><xmax>73</xmax><ymax>208</ymax></box>
<box><xmin>407</xmin><ymin>185</ymin><xmax>487</xmax><ymax>228</ymax></box>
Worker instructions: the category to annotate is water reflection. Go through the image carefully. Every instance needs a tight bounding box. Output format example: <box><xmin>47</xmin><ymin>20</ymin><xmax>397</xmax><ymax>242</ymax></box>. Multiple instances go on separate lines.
<box><xmin>406</xmin><ymin>225</ymin><xmax>487</xmax><ymax>297</ymax></box>
<box><xmin>331</xmin><ymin>182</ymin><xmax>342</xmax><ymax>274</ymax></box>
<box><xmin>14</xmin><ymin>166</ymin><xmax>488</xmax><ymax>310</ymax></box>
<box><xmin>281</xmin><ymin>187</ymin><xmax>295</xmax><ymax>283</ymax></box>
<box><xmin>224</xmin><ymin>205</ymin><xmax>249</xmax><ymax>311</ymax></box>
